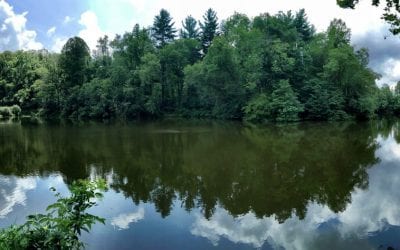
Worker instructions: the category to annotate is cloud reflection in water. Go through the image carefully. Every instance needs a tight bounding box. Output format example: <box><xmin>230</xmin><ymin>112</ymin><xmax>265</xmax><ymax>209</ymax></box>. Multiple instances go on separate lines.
<box><xmin>191</xmin><ymin>135</ymin><xmax>400</xmax><ymax>249</ymax></box>
<box><xmin>111</xmin><ymin>207</ymin><xmax>145</xmax><ymax>230</ymax></box>
<box><xmin>0</xmin><ymin>176</ymin><xmax>36</xmax><ymax>218</ymax></box>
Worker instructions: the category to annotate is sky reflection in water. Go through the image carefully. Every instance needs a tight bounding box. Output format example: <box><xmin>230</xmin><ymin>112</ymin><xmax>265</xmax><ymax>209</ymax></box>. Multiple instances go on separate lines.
<box><xmin>0</xmin><ymin>120</ymin><xmax>400</xmax><ymax>249</ymax></box>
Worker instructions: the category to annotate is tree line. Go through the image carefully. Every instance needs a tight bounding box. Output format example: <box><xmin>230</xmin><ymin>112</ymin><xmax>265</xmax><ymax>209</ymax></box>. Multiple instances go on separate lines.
<box><xmin>0</xmin><ymin>8</ymin><xmax>399</xmax><ymax>122</ymax></box>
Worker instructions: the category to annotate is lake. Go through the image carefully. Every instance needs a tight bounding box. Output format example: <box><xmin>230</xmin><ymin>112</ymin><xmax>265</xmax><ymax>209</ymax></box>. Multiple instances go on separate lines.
<box><xmin>0</xmin><ymin>119</ymin><xmax>400</xmax><ymax>250</ymax></box>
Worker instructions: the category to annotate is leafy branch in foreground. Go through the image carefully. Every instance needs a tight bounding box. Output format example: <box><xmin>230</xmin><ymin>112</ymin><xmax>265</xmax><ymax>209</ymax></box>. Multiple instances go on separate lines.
<box><xmin>0</xmin><ymin>179</ymin><xmax>107</xmax><ymax>250</ymax></box>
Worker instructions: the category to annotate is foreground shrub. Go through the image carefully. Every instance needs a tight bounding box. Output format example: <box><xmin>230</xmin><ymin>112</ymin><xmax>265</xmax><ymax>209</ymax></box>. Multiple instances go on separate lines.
<box><xmin>0</xmin><ymin>179</ymin><xmax>107</xmax><ymax>250</ymax></box>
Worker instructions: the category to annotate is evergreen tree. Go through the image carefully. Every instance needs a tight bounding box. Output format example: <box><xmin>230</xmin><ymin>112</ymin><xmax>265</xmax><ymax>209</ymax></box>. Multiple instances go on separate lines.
<box><xmin>180</xmin><ymin>15</ymin><xmax>200</xmax><ymax>39</ymax></box>
<box><xmin>294</xmin><ymin>9</ymin><xmax>315</xmax><ymax>41</ymax></box>
<box><xmin>152</xmin><ymin>9</ymin><xmax>177</xmax><ymax>48</ymax></box>
<box><xmin>200</xmin><ymin>8</ymin><xmax>219</xmax><ymax>54</ymax></box>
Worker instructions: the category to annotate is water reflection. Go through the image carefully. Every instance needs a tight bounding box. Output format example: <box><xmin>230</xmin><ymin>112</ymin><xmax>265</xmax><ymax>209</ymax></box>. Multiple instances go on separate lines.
<box><xmin>111</xmin><ymin>207</ymin><xmax>145</xmax><ymax>230</ymax></box>
<box><xmin>0</xmin><ymin>176</ymin><xmax>36</xmax><ymax>218</ymax></box>
<box><xmin>0</xmin><ymin>120</ymin><xmax>399</xmax><ymax>249</ymax></box>
<box><xmin>190</xmin><ymin>131</ymin><xmax>400</xmax><ymax>249</ymax></box>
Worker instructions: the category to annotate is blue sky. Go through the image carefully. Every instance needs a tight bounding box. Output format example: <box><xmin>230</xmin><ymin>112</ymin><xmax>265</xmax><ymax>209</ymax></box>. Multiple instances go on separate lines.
<box><xmin>9</xmin><ymin>0</ymin><xmax>88</xmax><ymax>49</ymax></box>
<box><xmin>1</xmin><ymin>0</ymin><xmax>400</xmax><ymax>85</ymax></box>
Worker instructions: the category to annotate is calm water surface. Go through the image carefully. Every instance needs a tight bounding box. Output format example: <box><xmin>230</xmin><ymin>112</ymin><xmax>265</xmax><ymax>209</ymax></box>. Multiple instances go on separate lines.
<box><xmin>1</xmin><ymin>119</ymin><xmax>400</xmax><ymax>250</ymax></box>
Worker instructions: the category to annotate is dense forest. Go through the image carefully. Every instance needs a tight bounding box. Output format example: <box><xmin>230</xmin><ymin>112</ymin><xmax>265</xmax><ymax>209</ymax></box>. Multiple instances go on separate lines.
<box><xmin>0</xmin><ymin>8</ymin><xmax>399</xmax><ymax>122</ymax></box>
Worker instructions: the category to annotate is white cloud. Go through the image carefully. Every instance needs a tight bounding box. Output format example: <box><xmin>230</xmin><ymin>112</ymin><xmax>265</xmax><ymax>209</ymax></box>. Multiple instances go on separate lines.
<box><xmin>111</xmin><ymin>207</ymin><xmax>145</xmax><ymax>230</ymax></box>
<box><xmin>46</xmin><ymin>26</ymin><xmax>56</xmax><ymax>37</ymax></box>
<box><xmin>50</xmin><ymin>37</ymin><xmax>67</xmax><ymax>53</ymax></box>
<box><xmin>377</xmin><ymin>59</ymin><xmax>400</xmax><ymax>86</ymax></box>
<box><xmin>0</xmin><ymin>176</ymin><xmax>37</xmax><ymax>218</ymax></box>
<box><xmin>78</xmin><ymin>10</ymin><xmax>105</xmax><ymax>51</ymax></box>
<box><xmin>0</xmin><ymin>0</ymin><xmax>42</xmax><ymax>50</ymax></box>
<box><xmin>63</xmin><ymin>15</ymin><xmax>72</xmax><ymax>24</ymax></box>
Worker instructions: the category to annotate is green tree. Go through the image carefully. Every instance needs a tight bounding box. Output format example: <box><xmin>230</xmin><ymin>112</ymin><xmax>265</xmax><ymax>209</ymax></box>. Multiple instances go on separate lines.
<box><xmin>160</xmin><ymin>39</ymin><xmax>201</xmax><ymax>110</ymax></box>
<box><xmin>200</xmin><ymin>8</ymin><xmax>219</xmax><ymax>54</ymax></box>
<box><xmin>243</xmin><ymin>93</ymin><xmax>271</xmax><ymax>123</ymax></box>
<box><xmin>376</xmin><ymin>84</ymin><xmax>395</xmax><ymax>115</ymax></box>
<box><xmin>294</xmin><ymin>9</ymin><xmax>315</xmax><ymax>41</ymax></box>
<box><xmin>111</xmin><ymin>24</ymin><xmax>154</xmax><ymax>71</ymax></box>
<box><xmin>202</xmin><ymin>37</ymin><xmax>245</xmax><ymax>119</ymax></box>
<box><xmin>137</xmin><ymin>53</ymin><xmax>162</xmax><ymax>116</ymax></box>
<box><xmin>327</xmin><ymin>19</ymin><xmax>351</xmax><ymax>48</ymax></box>
<box><xmin>59</xmin><ymin>37</ymin><xmax>90</xmax><ymax>88</ymax></box>
<box><xmin>180</xmin><ymin>15</ymin><xmax>200</xmax><ymax>39</ymax></box>
<box><xmin>152</xmin><ymin>9</ymin><xmax>177</xmax><ymax>48</ymax></box>
<box><xmin>96</xmin><ymin>35</ymin><xmax>110</xmax><ymax>58</ymax></box>
<box><xmin>270</xmin><ymin>79</ymin><xmax>304</xmax><ymax>122</ymax></box>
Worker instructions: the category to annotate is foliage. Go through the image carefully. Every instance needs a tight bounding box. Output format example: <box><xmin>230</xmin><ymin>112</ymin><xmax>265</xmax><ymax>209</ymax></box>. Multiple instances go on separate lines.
<box><xmin>0</xmin><ymin>105</ymin><xmax>21</xmax><ymax>118</ymax></box>
<box><xmin>270</xmin><ymin>80</ymin><xmax>304</xmax><ymax>122</ymax></box>
<box><xmin>200</xmin><ymin>8</ymin><xmax>219</xmax><ymax>54</ymax></box>
<box><xmin>243</xmin><ymin>93</ymin><xmax>272</xmax><ymax>123</ymax></box>
<box><xmin>0</xmin><ymin>8</ymin><xmax>395</xmax><ymax>122</ymax></box>
<box><xmin>180</xmin><ymin>15</ymin><xmax>200</xmax><ymax>39</ymax></box>
<box><xmin>59</xmin><ymin>37</ymin><xmax>90</xmax><ymax>88</ymax></box>
<box><xmin>152</xmin><ymin>9</ymin><xmax>177</xmax><ymax>48</ymax></box>
<box><xmin>0</xmin><ymin>179</ymin><xmax>107</xmax><ymax>250</ymax></box>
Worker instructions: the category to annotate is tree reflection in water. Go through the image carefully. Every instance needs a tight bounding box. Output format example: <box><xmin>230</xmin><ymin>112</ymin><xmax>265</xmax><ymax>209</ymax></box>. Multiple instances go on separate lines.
<box><xmin>0</xmin><ymin>120</ymin><xmax>388</xmax><ymax>223</ymax></box>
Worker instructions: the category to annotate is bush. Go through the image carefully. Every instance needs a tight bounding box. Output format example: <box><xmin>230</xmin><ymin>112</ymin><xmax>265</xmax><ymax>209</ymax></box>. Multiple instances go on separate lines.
<box><xmin>0</xmin><ymin>107</ymin><xmax>11</xmax><ymax>118</ymax></box>
<box><xmin>10</xmin><ymin>105</ymin><xmax>21</xmax><ymax>117</ymax></box>
<box><xmin>243</xmin><ymin>93</ymin><xmax>271</xmax><ymax>123</ymax></box>
<box><xmin>0</xmin><ymin>179</ymin><xmax>107</xmax><ymax>250</ymax></box>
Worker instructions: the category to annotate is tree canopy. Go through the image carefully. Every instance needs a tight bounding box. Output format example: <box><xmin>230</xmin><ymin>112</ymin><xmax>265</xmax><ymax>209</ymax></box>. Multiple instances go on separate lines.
<box><xmin>152</xmin><ymin>9</ymin><xmax>177</xmax><ymax>48</ymax></box>
<box><xmin>0</xmin><ymin>8</ymin><xmax>398</xmax><ymax>123</ymax></box>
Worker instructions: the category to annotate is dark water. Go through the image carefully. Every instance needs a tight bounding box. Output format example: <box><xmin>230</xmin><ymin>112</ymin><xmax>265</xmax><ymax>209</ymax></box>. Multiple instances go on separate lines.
<box><xmin>1</xmin><ymin>119</ymin><xmax>400</xmax><ymax>250</ymax></box>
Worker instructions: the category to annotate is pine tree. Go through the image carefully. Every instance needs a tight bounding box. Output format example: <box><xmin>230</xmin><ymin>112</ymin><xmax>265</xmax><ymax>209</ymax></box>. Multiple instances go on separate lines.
<box><xmin>200</xmin><ymin>8</ymin><xmax>219</xmax><ymax>54</ymax></box>
<box><xmin>180</xmin><ymin>15</ymin><xmax>199</xmax><ymax>39</ymax></box>
<box><xmin>294</xmin><ymin>9</ymin><xmax>315</xmax><ymax>41</ymax></box>
<box><xmin>152</xmin><ymin>9</ymin><xmax>176</xmax><ymax>48</ymax></box>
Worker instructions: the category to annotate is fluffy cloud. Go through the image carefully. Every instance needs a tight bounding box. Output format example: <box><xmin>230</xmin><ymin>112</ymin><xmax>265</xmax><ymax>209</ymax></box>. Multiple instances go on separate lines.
<box><xmin>78</xmin><ymin>10</ymin><xmax>105</xmax><ymax>52</ymax></box>
<box><xmin>50</xmin><ymin>37</ymin><xmax>67</xmax><ymax>52</ymax></box>
<box><xmin>0</xmin><ymin>0</ymin><xmax>42</xmax><ymax>50</ymax></box>
<box><xmin>353</xmin><ymin>25</ymin><xmax>400</xmax><ymax>86</ymax></box>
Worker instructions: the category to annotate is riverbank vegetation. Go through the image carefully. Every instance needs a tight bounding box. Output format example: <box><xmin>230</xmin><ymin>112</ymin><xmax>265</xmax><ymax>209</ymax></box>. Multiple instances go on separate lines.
<box><xmin>0</xmin><ymin>8</ymin><xmax>398</xmax><ymax>122</ymax></box>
